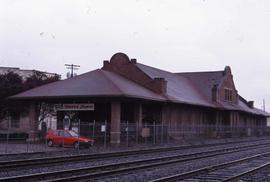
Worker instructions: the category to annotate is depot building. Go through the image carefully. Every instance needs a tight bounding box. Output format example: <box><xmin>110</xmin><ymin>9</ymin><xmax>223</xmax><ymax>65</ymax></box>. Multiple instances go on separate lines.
<box><xmin>9</xmin><ymin>53</ymin><xmax>270</xmax><ymax>144</ymax></box>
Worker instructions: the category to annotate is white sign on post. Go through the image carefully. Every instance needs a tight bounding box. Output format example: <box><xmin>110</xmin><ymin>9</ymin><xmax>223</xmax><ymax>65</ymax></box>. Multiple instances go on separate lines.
<box><xmin>101</xmin><ymin>125</ymin><xmax>106</xmax><ymax>132</ymax></box>
<box><xmin>55</xmin><ymin>103</ymin><xmax>95</xmax><ymax>111</ymax></box>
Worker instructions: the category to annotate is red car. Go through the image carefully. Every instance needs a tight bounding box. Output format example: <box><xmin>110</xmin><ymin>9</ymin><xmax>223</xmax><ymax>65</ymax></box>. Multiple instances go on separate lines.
<box><xmin>46</xmin><ymin>129</ymin><xmax>94</xmax><ymax>149</ymax></box>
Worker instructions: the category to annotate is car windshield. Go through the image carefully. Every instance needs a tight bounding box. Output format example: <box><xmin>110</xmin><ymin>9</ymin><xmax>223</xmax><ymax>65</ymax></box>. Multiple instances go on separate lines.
<box><xmin>69</xmin><ymin>130</ymin><xmax>79</xmax><ymax>137</ymax></box>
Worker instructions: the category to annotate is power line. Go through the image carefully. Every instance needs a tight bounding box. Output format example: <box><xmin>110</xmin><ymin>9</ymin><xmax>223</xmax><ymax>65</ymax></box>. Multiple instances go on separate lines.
<box><xmin>65</xmin><ymin>64</ymin><xmax>80</xmax><ymax>78</ymax></box>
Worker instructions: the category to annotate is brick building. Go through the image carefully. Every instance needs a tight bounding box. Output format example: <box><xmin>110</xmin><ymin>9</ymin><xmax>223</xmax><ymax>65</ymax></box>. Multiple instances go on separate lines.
<box><xmin>0</xmin><ymin>67</ymin><xmax>59</xmax><ymax>81</ymax></box>
<box><xmin>10</xmin><ymin>53</ymin><xmax>270</xmax><ymax>144</ymax></box>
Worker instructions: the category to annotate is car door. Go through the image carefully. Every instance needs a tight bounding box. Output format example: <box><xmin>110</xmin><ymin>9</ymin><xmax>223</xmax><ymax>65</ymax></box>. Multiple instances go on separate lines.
<box><xmin>62</xmin><ymin>130</ymin><xmax>74</xmax><ymax>145</ymax></box>
<box><xmin>53</xmin><ymin>130</ymin><xmax>63</xmax><ymax>145</ymax></box>
<box><xmin>57</xmin><ymin>130</ymin><xmax>67</xmax><ymax>145</ymax></box>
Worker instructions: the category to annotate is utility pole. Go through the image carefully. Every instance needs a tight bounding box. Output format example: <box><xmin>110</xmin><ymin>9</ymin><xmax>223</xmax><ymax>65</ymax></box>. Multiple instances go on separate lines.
<box><xmin>65</xmin><ymin>64</ymin><xmax>80</xmax><ymax>78</ymax></box>
<box><xmin>263</xmin><ymin>99</ymin><xmax>266</xmax><ymax>112</ymax></box>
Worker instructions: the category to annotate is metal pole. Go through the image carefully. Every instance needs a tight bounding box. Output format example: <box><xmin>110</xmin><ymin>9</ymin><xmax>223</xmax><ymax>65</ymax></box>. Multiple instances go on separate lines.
<box><xmin>145</xmin><ymin>123</ymin><xmax>147</xmax><ymax>144</ymax></box>
<box><xmin>136</xmin><ymin>121</ymin><xmax>138</xmax><ymax>145</ymax></box>
<box><xmin>153</xmin><ymin>121</ymin><xmax>155</xmax><ymax>145</ymax></box>
<box><xmin>126</xmin><ymin>121</ymin><xmax>129</xmax><ymax>147</ymax></box>
<box><xmin>45</xmin><ymin>123</ymin><xmax>47</xmax><ymax>152</ymax></box>
<box><xmin>104</xmin><ymin>120</ymin><xmax>107</xmax><ymax>148</ymax></box>
<box><xmin>161</xmin><ymin>122</ymin><xmax>164</xmax><ymax>145</ymax></box>
<box><xmin>92</xmin><ymin>120</ymin><xmax>95</xmax><ymax>139</ymax></box>
<box><xmin>167</xmin><ymin>121</ymin><xmax>170</xmax><ymax>143</ymax></box>
<box><xmin>5</xmin><ymin>115</ymin><xmax>11</xmax><ymax>154</ymax></box>
<box><xmin>27</xmin><ymin>137</ymin><xmax>29</xmax><ymax>153</ymax></box>
<box><xmin>78</xmin><ymin>119</ymin><xmax>80</xmax><ymax>150</ymax></box>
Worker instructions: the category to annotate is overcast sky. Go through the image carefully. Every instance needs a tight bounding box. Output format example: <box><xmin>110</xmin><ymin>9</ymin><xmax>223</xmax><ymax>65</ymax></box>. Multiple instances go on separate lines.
<box><xmin>1</xmin><ymin>0</ymin><xmax>270</xmax><ymax>111</ymax></box>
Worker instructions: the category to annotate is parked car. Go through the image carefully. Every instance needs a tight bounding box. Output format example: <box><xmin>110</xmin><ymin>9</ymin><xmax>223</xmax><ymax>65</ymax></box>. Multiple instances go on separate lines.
<box><xmin>46</xmin><ymin>129</ymin><xmax>94</xmax><ymax>149</ymax></box>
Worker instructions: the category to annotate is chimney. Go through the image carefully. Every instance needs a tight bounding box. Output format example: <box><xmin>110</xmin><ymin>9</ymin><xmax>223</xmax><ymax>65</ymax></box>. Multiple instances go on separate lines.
<box><xmin>248</xmin><ymin>101</ymin><xmax>254</xmax><ymax>109</ymax></box>
<box><xmin>154</xmin><ymin>77</ymin><xmax>167</xmax><ymax>94</ymax></box>
<box><xmin>212</xmin><ymin>84</ymin><xmax>218</xmax><ymax>102</ymax></box>
<box><xmin>130</xmin><ymin>58</ymin><xmax>137</xmax><ymax>64</ymax></box>
<box><xmin>103</xmin><ymin>60</ymin><xmax>109</xmax><ymax>68</ymax></box>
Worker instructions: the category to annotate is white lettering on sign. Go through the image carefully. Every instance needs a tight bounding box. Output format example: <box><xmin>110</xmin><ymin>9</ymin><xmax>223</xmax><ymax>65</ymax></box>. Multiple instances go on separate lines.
<box><xmin>55</xmin><ymin>103</ymin><xmax>95</xmax><ymax>111</ymax></box>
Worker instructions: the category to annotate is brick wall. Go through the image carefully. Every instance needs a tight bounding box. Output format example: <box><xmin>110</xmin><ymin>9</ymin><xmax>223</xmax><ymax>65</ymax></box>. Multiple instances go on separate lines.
<box><xmin>102</xmin><ymin>53</ymin><xmax>167</xmax><ymax>94</ymax></box>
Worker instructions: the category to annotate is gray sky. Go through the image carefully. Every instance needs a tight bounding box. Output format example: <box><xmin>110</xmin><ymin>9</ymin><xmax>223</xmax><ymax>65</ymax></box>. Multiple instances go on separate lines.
<box><xmin>1</xmin><ymin>0</ymin><xmax>270</xmax><ymax>111</ymax></box>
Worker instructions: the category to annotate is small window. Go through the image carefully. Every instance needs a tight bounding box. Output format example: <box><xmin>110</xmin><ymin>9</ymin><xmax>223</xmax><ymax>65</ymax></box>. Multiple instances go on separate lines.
<box><xmin>225</xmin><ymin>89</ymin><xmax>233</xmax><ymax>101</ymax></box>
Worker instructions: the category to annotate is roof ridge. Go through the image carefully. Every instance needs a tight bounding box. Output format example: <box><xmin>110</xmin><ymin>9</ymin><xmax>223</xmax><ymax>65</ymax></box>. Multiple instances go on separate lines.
<box><xmin>137</xmin><ymin>62</ymin><xmax>212</xmax><ymax>103</ymax></box>
<box><xmin>136</xmin><ymin>63</ymin><xmax>174</xmax><ymax>75</ymax></box>
<box><xmin>100</xmin><ymin>70</ymin><xmax>125</xmax><ymax>95</ymax></box>
<box><xmin>177</xmin><ymin>71</ymin><xmax>224</xmax><ymax>74</ymax></box>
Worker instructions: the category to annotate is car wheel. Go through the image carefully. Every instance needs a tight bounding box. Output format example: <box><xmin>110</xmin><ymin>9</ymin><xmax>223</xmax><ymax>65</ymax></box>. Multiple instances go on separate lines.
<box><xmin>47</xmin><ymin>140</ymin><xmax>53</xmax><ymax>147</ymax></box>
<box><xmin>73</xmin><ymin>141</ymin><xmax>79</xmax><ymax>149</ymax></box>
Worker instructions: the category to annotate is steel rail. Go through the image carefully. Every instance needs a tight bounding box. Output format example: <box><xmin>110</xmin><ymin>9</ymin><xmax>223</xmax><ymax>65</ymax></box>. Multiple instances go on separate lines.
<box><xmin>150</xmin><ymin>152</ymin><xmax>270</xmax><ymax>182</ymax></box>
<box><xmin>1</xmin><ymin>142</ymin><xmax>270</xmax><ymax>181</ymax></box>
<box><xmin>222</xmin><ymin>162</ymin><xmax>270</xmax><ymax>182</ymax></box>
<box><xmin>1</xmin><ymin>138</ymin><xmax>270</xmax><ymax>170</ymax></box>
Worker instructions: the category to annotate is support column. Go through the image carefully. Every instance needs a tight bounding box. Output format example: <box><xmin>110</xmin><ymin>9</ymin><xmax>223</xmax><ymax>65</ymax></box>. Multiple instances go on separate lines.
<box><xmin>29</xmin><ymin>102</ymin><xmax>39</xmax><ymax>141</ymax></box>
<box><xmin>110</xmin><ymin>101</ymin><xmax>121</xmax><ymax>145</ymax></box>
<box><xmin>134</xmin><ymin>103</ymin><xmax>142</xmax><ymax>128</ymax></box>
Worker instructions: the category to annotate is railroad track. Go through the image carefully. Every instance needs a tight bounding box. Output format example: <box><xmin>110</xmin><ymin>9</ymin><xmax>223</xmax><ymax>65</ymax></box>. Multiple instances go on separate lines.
<box><xmin>1</xmin><ymin>141</ymin><xmax>270</xmax><ymax>181</ymax></box>
<box><xmin>1</xmin><ymin>138</ymin><xmax>270</xmax><ymax>170</ymax></box>
<box><xmin>151</xmin><ymin>152</ymin><xmax>270</xmax><ymax>182</ymax></box>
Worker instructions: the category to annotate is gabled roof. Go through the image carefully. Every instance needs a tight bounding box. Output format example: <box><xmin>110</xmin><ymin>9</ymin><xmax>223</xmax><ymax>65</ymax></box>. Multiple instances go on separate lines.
<box><xmin>10</xmin><ymin>69</ymin><xmax>166</xmax><ymax>101</ymax></box>
<box><xmin>176</xmin><ymin>71</ymin><xmax>224</xmax><ymax>103</ymax></box>
<box><xmin>136</xmin><ymin>63</ymin><xmax>214</xmax><ymax>107</ymax></box>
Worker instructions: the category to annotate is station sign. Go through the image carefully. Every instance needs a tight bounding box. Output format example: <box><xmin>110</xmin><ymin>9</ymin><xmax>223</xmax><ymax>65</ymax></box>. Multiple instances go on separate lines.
<box><xmin>55</xmin><ymin>103</ymin><xmax>95</xmax><ymax>111</ymax></box>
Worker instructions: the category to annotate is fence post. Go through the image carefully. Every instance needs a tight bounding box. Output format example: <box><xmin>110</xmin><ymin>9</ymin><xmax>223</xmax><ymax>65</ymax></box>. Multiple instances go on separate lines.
<box><xmin>77</xmin><ymin>119</ymin><xmax>80</xmax><ymax>151</ymax></box>
<box><xmin>145</xmin><ymin>122</ymin><xmax>147</xmax><ymax>144</ymax></box>
<box><xmin>161</xmin><ymin>122</ymin><xmax>164</xmax><ymax>145</ymax></box>
<box><xmin>126</xmin><ymin>121</ymin><xmax>129</xmax><ymax>147</ymax></box>
<box><xmin>92</xmin><ymin>120</ymin><xmax>95</xmax><ymax>139</ymax></box>
<box><xmin>27</xmin><ymin>137</ymin><xmax>29</xmax><ymax>153</ymax></box>
<box><xmin>153</xmin><ymin>121</ymin><xmax>156</xmax><ymax>145</ymax></box>
<box><xmin>167</xmin><ymin>121</ymin><xmax>170</xmax><ymax>143</ymax></box>
<box><xmin>136</xmin><ymin>121</ymin><xmax>139</xmax><ymax>145</ymax></box>
<box><xmin>44</xmin><ymin>124</ymin><xmax>48</xmax><ymax>152</ymax></box>
<box><xmin>156</xmin><ymin>122</ymin><xmax>159</xmax><ymax>144</ymax></box>
<box><xmin>104</xmin><ymin>120</ymin><xmax>107</xmax><ymax>148</ymax></box>
<box><xmin>5</xmin><ymin>115</ymin><xmax>11</xmax><ymax>154</ymax></box>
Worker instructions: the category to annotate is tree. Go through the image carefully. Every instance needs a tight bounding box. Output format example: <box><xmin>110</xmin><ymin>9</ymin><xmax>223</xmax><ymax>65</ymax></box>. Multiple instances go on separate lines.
<box><xmin>23</xmin><ymin>71</ymin><xmax>60</xmax><ymax>90</ymax></box>
<box><xmin>0</xmin><ymin>71</ymin><xmax>60</xmax><ymax>120</ymax></box>
<box><xmin>0</xmin><ymin>72</ymin><xmax>24</xmax><ymax>119</ymax></box>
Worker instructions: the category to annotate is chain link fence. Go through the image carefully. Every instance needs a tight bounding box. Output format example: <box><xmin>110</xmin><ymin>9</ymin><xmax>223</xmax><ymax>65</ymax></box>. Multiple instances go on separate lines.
<box><xmin>1</xmin><ymin>119</ymin><xmax>270</xmax><ymax>154</ymax></box>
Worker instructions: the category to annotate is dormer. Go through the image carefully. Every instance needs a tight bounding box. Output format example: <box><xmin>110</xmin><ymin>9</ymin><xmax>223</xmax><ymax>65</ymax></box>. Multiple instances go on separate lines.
<box><xmin>212</xmin><ymin>66</ymin><xmax>239</xmax><ymax>105</ymax></box>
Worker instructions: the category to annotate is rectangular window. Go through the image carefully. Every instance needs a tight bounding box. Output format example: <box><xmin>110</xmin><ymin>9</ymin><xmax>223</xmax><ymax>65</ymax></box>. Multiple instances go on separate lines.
<box><xmin>225</xmin><ymin>89</ymin><xmax>233</xmax><ymax>102</ymax></box>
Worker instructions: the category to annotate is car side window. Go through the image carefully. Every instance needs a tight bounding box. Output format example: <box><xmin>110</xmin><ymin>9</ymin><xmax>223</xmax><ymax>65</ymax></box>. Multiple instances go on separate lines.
<box><xmin>63</xmin><ymin>131</ymin><xmax>71</xmax><ymax>137</ymax></box>
<box><xmin>59</xmin><ymin>131</ymin><xmax>65</xmax><ymax>136</ymax></box>
<box><xmin>59</xmin><ymin>131</ymin><xmax>71</xmax><ymax>137</ymax></box>
<box><xmin>53</xmin><ymin>131</ymin><xmax>59</xmax><ymax>136</ymax></box>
